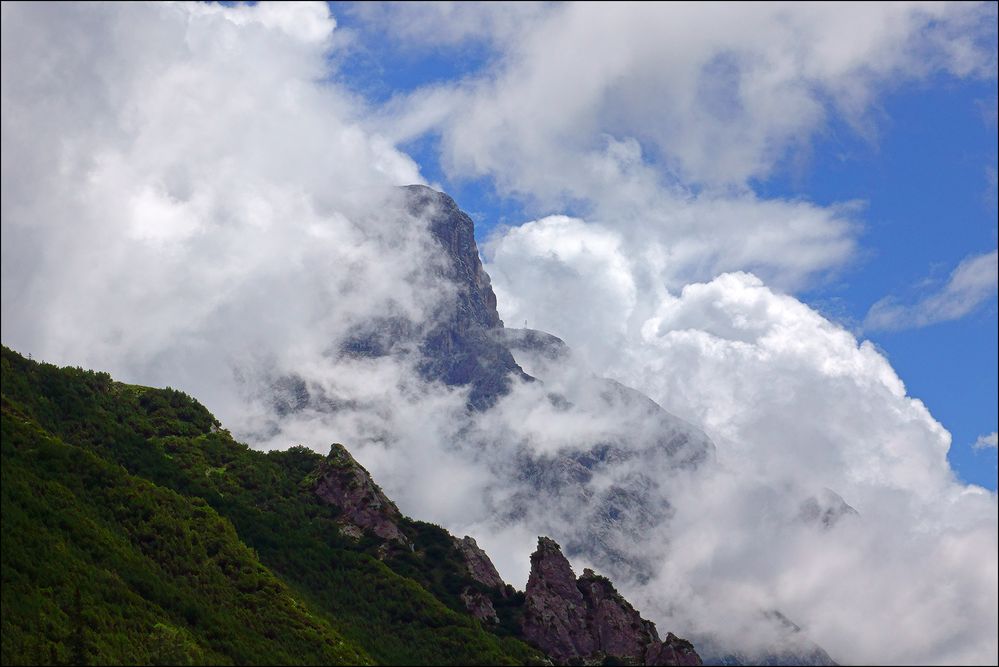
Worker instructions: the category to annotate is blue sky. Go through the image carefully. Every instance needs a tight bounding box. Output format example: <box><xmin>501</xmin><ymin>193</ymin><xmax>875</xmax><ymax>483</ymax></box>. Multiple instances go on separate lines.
<box><xmin>328</xmin><ymin>2</ymin><xmax>999</xmax><ymax>489</ymax></box>
<box><xmin>786</xmin><ymin>79</ymin><xmax>999</xmax><ymax>489</ymax></box>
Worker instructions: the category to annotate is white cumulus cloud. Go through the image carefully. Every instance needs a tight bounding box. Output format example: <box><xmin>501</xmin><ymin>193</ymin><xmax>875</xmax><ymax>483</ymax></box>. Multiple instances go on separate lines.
<box><xmin>484</xmin><ymin>217</ymin><xmax>997</xmax><ymax>665</ymax></box>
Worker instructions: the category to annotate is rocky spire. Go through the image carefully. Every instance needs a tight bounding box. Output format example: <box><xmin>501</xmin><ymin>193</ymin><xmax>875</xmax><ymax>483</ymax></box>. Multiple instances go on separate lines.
<box><xmin>522</xmin><ymin>537</ymin><xmax>597</xmax><ymax>662</ymax></box>
<box><xmin>521</xmin><ymin>537</ymin><xmax>702</xmax><ymax>666</ymax></box>
<box><xmin>453</xmin><ymin>535</ymin><xmax>508</xmax><ymax>624</ymax></box>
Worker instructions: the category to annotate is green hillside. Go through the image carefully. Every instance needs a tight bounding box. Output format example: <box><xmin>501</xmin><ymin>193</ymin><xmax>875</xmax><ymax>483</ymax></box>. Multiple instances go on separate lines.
<box><xmin>0</xmin><ymin>346</ymin><xmax>543</xmax><ymax>666</ymax></box>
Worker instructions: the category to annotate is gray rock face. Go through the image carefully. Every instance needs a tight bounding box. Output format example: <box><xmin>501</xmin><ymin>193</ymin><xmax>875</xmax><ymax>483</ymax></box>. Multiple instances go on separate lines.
<box><xmin>311</xmin><ymin>443</ymin><xmax>409</xmax><ymax>546</ymax></box>
<box><xmin>335</xmin><ymin>184</ymin><xmax>529</xmax><ymax>410</ymax></box>
<box><xmin>521</xmin><ymin>537</ymin><xmax>702</xmax><ymax>666</ymax></box>
<box><xmin>402</xmin><ymin>184</ymin><xmax>530</xmax><ymax>409</ymax></box>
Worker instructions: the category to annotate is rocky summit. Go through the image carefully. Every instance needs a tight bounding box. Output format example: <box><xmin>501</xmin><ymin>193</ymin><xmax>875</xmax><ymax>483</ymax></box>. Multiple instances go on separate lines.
<box><xmin>522</xmin><ymin>537</ymin><xmax>702</xmax><ymax>666</ymax></box>
<box><xmin>403</xmin><ymin>184</ymin><xmax>530</xmax><ymax>409</ymax></box>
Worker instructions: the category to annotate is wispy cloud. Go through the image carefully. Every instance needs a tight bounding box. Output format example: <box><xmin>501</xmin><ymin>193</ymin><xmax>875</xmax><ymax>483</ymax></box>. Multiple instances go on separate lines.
<box><xmin>864</xmin><ymin>250</ymin><xmax>998</xmax><ymax>332</ymax></box>
<box><xmin>975</xmin><ymin>432</ymin><xmax>999</xmax><ymax>450</ymax></box>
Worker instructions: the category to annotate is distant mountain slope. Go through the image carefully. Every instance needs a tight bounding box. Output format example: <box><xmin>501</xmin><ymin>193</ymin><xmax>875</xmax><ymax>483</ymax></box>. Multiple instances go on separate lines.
<box><xmin>0</xmin><ymin>346</ymin><xmax>543</xmax><ymax>666</ymax></box>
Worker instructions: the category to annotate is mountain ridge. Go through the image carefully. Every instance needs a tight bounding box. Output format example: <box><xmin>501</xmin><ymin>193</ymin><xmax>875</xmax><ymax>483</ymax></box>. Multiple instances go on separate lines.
<box><xmin>1</xmin><ymin>185</ymin><xmax>838</xmax><ymax>666</ymax></box>
<box><xmin>0</xmin><ymin>344</ymin><xmax>701</xmax><ymax>666</ymax></box>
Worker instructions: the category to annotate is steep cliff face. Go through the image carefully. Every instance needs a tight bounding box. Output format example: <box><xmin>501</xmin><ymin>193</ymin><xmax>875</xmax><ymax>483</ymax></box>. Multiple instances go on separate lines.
<box><xmin>521</xmin><ymin>537</ymin><xmax>702</xmax><ymax>666</ymax></box>
<box><xmin>402</xmin><ymin>185</ymin><xmax>502</xmax><ymax>332</ymax></box>
<box><xmin>402</xmin><ymin>184</ymin><xmax>530</xmax><ymax>409</ymax></box>
<box><xmin>311</xmin><ymin>443</ymin><xmax>409</xmax><ymax>546</ymax></box>
<box><xmin>336</xmin><ymin>185</ymin><xmax>528</xmax><ymax>410</ymax></box>
<box><xmin>522</xmin><ymin>537</ymin><xmax>597</xmax><ymax>662</ymax></box>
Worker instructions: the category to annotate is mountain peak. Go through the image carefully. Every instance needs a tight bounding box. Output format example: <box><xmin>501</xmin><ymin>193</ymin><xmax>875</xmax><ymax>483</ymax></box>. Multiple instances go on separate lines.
<box><xmin>400</xmin><ymin>184</ymin><xmax>528</xmax><ymax>408</ymax></box>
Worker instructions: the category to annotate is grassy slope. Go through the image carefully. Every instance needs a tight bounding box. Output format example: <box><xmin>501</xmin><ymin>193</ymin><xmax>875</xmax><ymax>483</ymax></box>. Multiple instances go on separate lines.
<box><xmin>0</xmin><ymin>346</ymin><xmax>541</xmax><ymax>665</ymax></box>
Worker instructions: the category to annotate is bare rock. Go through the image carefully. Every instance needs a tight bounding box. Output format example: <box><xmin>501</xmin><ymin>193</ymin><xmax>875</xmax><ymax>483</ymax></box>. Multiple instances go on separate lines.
<box><xmin>311</xmin><ymin>443</ymin><xmax>409</xmax><ymax>546</ymax></box>
<box><xmin>454</xmin><ymin>535</ymin><xmax>507</xmax><ymax>591</ymax></box>
<box><xmin>522</xmin><ymin>537</ymin><xmax>701</xmax><ymax>666</ymax></box>
<box><xmin>578</xmin><ymin>568</ymin><xmax>658</xmax><ymax>659</ymax></box>
<box><xmin>645</xmin><ymin>633</ymin><xmax>703</xmax><ymax>666</ymax></box>
<box><xmin>460</xmin><ymin>588</ymin><xmax>500</xmax><ymax>624</ymax></box>
<box><xmin>522</xmin><ymin>537</ymin><xmax>597</xmax><ymax>663</ymax></box>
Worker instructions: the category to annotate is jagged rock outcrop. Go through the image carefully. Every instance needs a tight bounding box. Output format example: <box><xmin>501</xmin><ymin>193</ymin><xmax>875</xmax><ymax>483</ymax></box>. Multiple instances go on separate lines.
<box><xmin>646</xmin><ymin>634</ymin><xmax>703</xmax><ymax>667</ymax></box>
<box><xmin>522</xmin><ymin>536</ymin><xmax>597</xmax><ymax>661</ymax></box>
<box><xmin>453</xmin><ymin>535</ymin><xmax>507</xmax><ymax>623</ymax></box>
<box><xmin>311</xmin><ymin>443</ymin><xmax>409</xmax><ymax>546</ymax></box>
<box><xmin>522</xmin><ymin>537</ymin><xmax>701</xmax><ymax>666</ymax></box>
<box><xmin>454</xmin><ymin>535</ymin><xmax>507</xmax><ymax>590</ymax></box>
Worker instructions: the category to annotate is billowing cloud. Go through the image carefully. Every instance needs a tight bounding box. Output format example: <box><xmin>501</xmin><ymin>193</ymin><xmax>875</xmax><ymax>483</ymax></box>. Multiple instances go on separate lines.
<box><xmin>376</xmin><ymin>1</ymin><xmax>996</xmax><ymax>292</ymax></box>
<box><xmin>864</xmin><ymin>249</ymin><xmax>999</xmax><ymax>331</ymax></box>
<box><xmin>0</xmin><ymin>0</ymin><xmax>437</xmax><ymax>415</ymax></box>
<box><xmin>480</xmin><ymin>204</ymin><xmax>997</xmax><ymax>663</ymax></box>
<box><xmin>384</xmin><ymin>2</ymin><xmax>996</xmax><ymax>190</ymax></box>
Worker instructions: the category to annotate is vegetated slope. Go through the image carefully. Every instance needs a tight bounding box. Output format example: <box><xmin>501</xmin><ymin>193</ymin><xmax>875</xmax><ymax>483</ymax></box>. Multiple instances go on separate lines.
<box><xmin>1</xmin><ymin>381</ymin><xmax>370</xmax><ymax>665</ymax></box>
<box><xmin>0</xmin><ymin>346</ymin><xmax>542</xmax><ymax>666</ymax></box>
